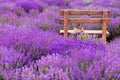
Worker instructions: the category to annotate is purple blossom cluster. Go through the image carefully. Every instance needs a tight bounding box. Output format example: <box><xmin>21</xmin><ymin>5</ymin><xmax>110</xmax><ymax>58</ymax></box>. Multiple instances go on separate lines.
<box><xmin>0</xmin><ymin>42</ymin><xmax>120</xmax><ymax>80</ymax></box>
<box><xmin>0</xmin><ymin>0</ymin><xmax>120</xmax><ymax>40</ymax></box>
<box><xmin>0</xmin><ymin>0</ymin><xmax>120</xmax><ymax>80</ymax></box>
<box><xmin>0</xmin><ymin>25</ymin><xmax>110</xmax><ymax>80</ymax></box>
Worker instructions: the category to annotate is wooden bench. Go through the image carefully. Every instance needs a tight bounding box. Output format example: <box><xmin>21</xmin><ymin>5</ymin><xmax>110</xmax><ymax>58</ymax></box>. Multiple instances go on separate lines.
<box><xmin>59</xmin><ymin>9</ymin><xmax>110</xmax><ymax>44</ymax></box>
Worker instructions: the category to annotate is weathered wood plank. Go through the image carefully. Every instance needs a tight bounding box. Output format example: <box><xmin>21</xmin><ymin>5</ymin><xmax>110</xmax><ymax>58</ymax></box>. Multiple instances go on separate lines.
<box><xmin>102</xmin><ymin>11</ymin><xmax>109</xmax><ymax>44</ymax></box>
<box><xmin>60</xmin><ymin>18</ymin><xmax>110</xmax><ymax>23</ymax></box>
<box><xmin>64</xmin><ymin>10</ymin><xmax>69</xmax><ymax>38</ymax></box>
<box><xmin>60</xmin><ymin>30</ymin><xmax>110</xmax><ymax>36</ymax></box>
<box><xmin>60</xmin><ymin>9</ymin><xmax>110</xmax><ymax>15</ymax></box>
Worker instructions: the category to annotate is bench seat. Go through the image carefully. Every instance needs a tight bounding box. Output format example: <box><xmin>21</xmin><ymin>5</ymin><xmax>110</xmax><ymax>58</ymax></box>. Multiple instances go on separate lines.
<box><xmin>59</xmin><ymin>30</ymin><xmax>110</xmax><ymax>36</ymax></box>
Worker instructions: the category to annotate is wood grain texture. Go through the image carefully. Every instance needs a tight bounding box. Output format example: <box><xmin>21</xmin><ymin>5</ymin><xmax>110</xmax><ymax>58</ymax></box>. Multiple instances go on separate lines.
<box><xmin>64</xmin><ymin>10</ymin><xmax>69</xmax><ymax>38</ymax></box>
<box><xmin>60</xmin><ymin>9</ymin><xmax>110</xmax><ymax>15</ymax></box>
<box><xmin>60</xmin><ymin>18</ymin><xmax>110</xmax><ymax>23</ymax></box>
<box><xmin>60</xmin><ymin>30</ymin><xmax>110</xmax><ymax>36</ymax></box>
<box><xmin>102</xmin><ymin>11</ymin><xmax>109</xmax><ymax>44</ymax></box>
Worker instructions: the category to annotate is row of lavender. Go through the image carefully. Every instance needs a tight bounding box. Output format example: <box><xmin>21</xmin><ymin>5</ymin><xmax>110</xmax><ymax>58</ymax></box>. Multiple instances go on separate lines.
<box><xmin>0</xmin><ymin>0</ymin><xmax>120</xmax><ymax>80</ymax></box>
<box><xmin>0</xmin><ymin>0</ymin><xmax>120</xmax><ymax>32</ymax></box>
<box><xmin>0</xmin><ymin>25</ymin><xmax>119</xmax><ymax>80</ymax></box>
<box><xmin>0</xmin><ymin>0</ymin><xmax>120</xmax><ymax>41</ymax></box>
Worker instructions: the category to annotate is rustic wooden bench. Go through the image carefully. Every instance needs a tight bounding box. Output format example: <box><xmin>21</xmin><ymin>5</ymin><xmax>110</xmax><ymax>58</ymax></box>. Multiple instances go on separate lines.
<box><xmin>59</xmin><ymin>9</ymin><xmax>110</xmax><ymax>44</ymax></box>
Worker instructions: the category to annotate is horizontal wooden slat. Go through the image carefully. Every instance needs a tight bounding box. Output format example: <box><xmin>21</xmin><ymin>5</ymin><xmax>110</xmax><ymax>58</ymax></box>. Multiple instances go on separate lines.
<box><xmin>60</xmin><ymin>9</ymin><xmax>110</xmax><ymax>15</ymax></box>
<box><xmin>59</xmin><ymin>30</ymin><xmax>110</xmax><ymax>36</ymax></box>
<box><xmin>60</xmin><ymin>18</ymin><xmax>110</xmax><ymax>23</ymax></box>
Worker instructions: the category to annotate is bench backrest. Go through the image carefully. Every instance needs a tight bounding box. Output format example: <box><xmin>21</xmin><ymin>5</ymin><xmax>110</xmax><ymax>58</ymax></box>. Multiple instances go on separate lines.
<box><xmin>59</xmin><ymin>9</ymin><xmax>110</xmax><ymax>44</ymax></box>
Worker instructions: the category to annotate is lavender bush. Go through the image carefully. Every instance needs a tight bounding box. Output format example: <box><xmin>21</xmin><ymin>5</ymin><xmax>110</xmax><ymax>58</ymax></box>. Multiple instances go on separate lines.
<box><xmin>0</xmin><ymin>46</ymin><xmax>120</xmax><ymax>80</ymax></box>
<box><xmin>16</xmin><ymin>0</ymin><xmax>45</xmax><ymax>13</ymax></box>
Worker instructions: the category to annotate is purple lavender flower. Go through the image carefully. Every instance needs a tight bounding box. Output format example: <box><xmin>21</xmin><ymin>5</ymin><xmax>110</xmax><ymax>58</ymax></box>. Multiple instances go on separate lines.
<box><xmin>0</xmin><ymin>0</ymin><xmax>120</xmax><ymax>80</ymax></box>
<box><xmin>16</xmin><ymin>0</ymin><xmax>44</xmax><ymax>13</ymax></box>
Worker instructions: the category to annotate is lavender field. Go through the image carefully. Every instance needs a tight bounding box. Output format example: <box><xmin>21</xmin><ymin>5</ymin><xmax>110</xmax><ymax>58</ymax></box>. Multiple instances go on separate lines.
<box><xmin>0</xmin><ymin>0</ymin><xmax>120</xmax><ymax>80</ymax></box>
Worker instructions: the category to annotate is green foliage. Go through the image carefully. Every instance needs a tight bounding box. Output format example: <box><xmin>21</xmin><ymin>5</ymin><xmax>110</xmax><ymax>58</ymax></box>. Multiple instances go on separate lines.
<box><xmin>81</xmin><ymin>35</ymin><xmax>86</xmax><ymax>40</ymax></box>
